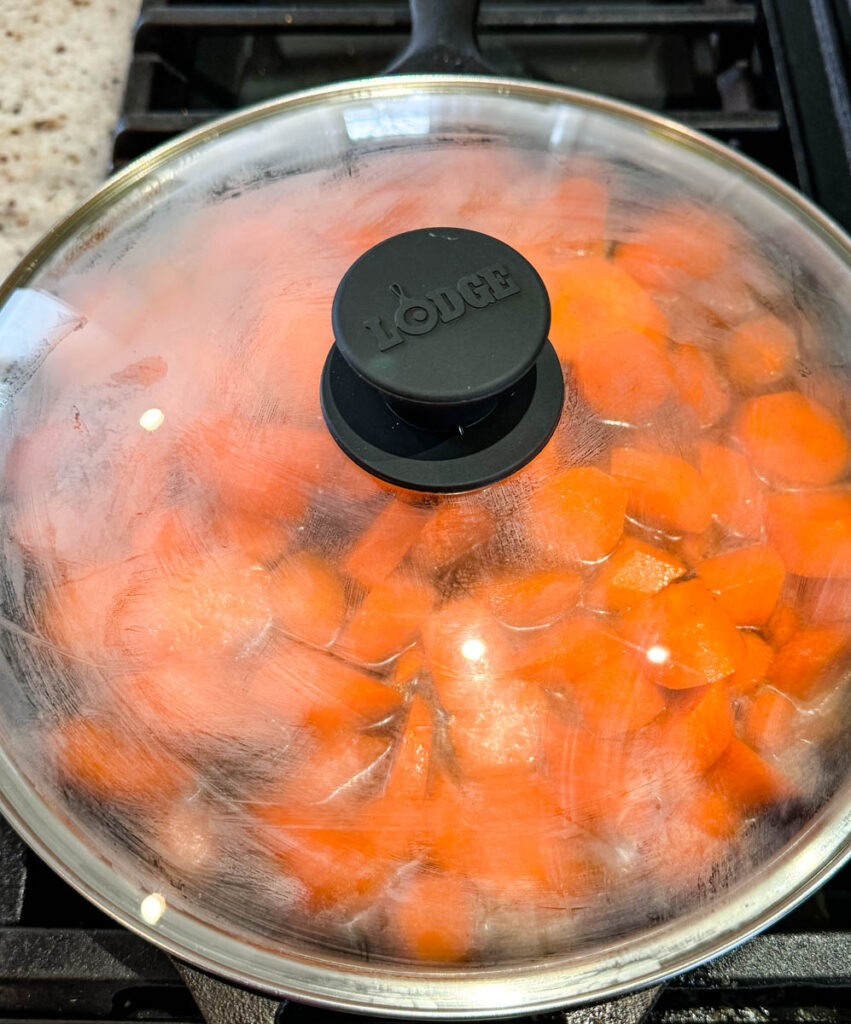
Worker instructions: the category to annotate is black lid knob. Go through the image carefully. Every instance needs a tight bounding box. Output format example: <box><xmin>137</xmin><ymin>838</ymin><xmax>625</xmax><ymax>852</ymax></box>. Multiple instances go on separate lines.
<box><xmin>320</xmin><ymin>227</ymin><xmax>564</xmax><ymax>493</ymax></box>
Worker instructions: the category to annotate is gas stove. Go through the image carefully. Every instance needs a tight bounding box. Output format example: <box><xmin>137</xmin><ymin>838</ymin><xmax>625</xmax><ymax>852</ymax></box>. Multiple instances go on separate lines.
<box><xmin>1</xmin><ymin>1</ymin><xmax>850</xmax><ymax>1021</ymax></box>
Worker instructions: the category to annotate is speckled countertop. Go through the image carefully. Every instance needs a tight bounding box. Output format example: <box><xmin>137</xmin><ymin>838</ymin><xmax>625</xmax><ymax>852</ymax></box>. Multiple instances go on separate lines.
<box><xmin>0</xmin><ymin>0</ymin><xmax>140</xmax><ymax>280</ymax></box>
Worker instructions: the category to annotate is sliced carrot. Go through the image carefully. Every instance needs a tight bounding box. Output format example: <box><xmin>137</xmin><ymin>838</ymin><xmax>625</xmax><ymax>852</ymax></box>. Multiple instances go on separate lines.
<box><xmin>614</xmin><ymin>202</ymin><xmax>736</xmax><ymax>288</ymax></box>
<box><xmin>543</xmin><ymin>719</ymin><xmax>629</xmax><ymax>823</ymax></box>
<box><xmin>261</xmin><ymin>821</ymin><xmax>388</xmax><ymax>913</ymax></box>
<box><xmin>548</xmin><ymin>256</ymin><xmax>667</xmax><ymax>362</ymax></box>
<box><xmin>262</xmin><ymin>732</ymin><xmax>390</xmax><ymax>809</ymax></box>
<box><xmin>621</xmin><ymin>579</ymin><xmax>744</xmax><ymax>689</ymax></box>
<box><xmin>109</xmin><ymin>553</ymin><xmax>271</xmax><ymax>663</ymax></box>
<box><xmin>669</xmin><ymin>344</ymin><xmax>730</xmax><ymax>428</ymax></box>
<box><xmin>728</xmin><ymin>631</ymin><xmax>774</xmax><ymax>698</ymax></box>
<box><xmin>742</xmin><ymin>688</ymin><xmax>799</xmax><ymax>753</ymax></box>
<box><xmin>390</xmin><ymin>871</ymin><xmax>475</xmax><ymax>962</ymax></box>
<box><xmin>513</xmin><ymin>615</ymin><xmax>624</xmax><ymax>690</ymax></box>
<box><xmin>766</xmin><ymin>625</ymin><xmax>849</xmax><ymax>701</ymax></box>
<box><xmin>428</xmin><ymin>772</ymin><xmax>568</xmax><ymax>902</ymax></box>
<box><xmin>270</xmin><ymin>551</ymin><xmax>346</xmax><ymax>647</ymax></box>
<box><xmin>765</xmin><ymin>490</ymin><xmax>851</xmax><ymax>578</ymax></box>
<box><xmin>382</xmin><ymin>695</ymin><xmax>433</xmax><ymax>804</ymax></box>
<box><xmin>611</xmin><ymin>447</ymin><xmax>712</xmax><ymax>535</ymax></box>
<box><xmin>448</xmin><ymin>678</ymin><xmax>547</xmax><ymax>779</ymax></box>
<box><xmin>181</xmin><ymin>416</ymin><xmax>311</xmax><ymax>521</ymax></box>
<box><xmin>765</xmin><ymin>601</ymin><xmax>802</xmax><ymax>649</ymax></box>
<box><xmin>654</xmin><ymin>681</ymin><xmax>736</xmax><ymax>774</ymax></box>
<box><xmin>341</xmin><ymin>574</ymin><xmax>435</xmax><ymax>665</ymax></box>
<box><xmin>409</xmin><ymin>500</ymin><xmax>494</xmax><ymax>571</ymax></box>
<box><xmin>526</xmin><ymin>466</ymin><xmax>626</xmax><ymax>563</ymax></box>
<box><xmin>570</xmin><ymin>329</ymin><xmax>672</xmax><ymax>423</ymax></box>
<box><xmin>696</xmin><ymin>545</ymin><xmax>785</xmax><ymax>627</ymax></box>
<box><xmin>343</xmin><ymin>498</ymin><xmax>429</xmax><ymax>588</ymax></box>
<box><xmin>117</xmin><ymin>662</ymin><xmax>260</xmax><ymax>742</ymax></box>
<box><xmin>211</xmin><ymin>511</ymin><xmax>291</xmax><ymax>565</ymax></box>
<box><xmin>708</xmin><ymin>737</ymin><xmax>794</xmax><ymax>808</ymax></box>
<box><xmin>249</xmin><ymin>640</ymin><xmax>401</xmax><ymax>733</ymax></box>
<box><xmin>698</xmin><ymin>441</ymin><xmax>765</xmax><ymax>539</ymax></box>
<box><xmin>735</xmin><ymin>391</ymin><xmax>850</xmax><ymax>487</ymax></box>
<box><xmin>585</xmin><ymin>536</ymin><xmax>686</xmax><ymax>611</ymax></box>
<box><xmin>724</xmin><ymin>314</ymin><xmax>798</xmax><ymax>392</ymax></box>
<box><xmin>569</xmin><ymin>647</ymin><xmax>666</xmax><ymax>736</ymax></box>
<box><xmin>54</xmin><ymin>717</ymin><xmax>190</xmax><ymax>803</ymax></box>
<box><xmin>421</xmin><ymin>599</ymin><xmax>513</xmax><ymax>706</ymax></box>
<box><xmin>473</xmin><ymin>568</ymin><xmax>582</xmax><ymax>628</ymax></box>
<box><xmin>679</xmin><ymin>785</ymin><xmax>743</xmax><ymax>841</ymax></box>
<box><xmin>42</xmin><ymin>560</ymin><xmax>137</xmax><ymax>664</ymax></box>
<box><xmin>393</xmin><ymin>644</ymin><xmax>424</xmax><ymax>688</ymax></box>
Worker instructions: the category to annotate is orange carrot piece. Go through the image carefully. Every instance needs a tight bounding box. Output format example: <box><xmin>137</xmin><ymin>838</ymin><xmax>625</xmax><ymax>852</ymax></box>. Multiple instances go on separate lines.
<box><xmin>728</xmin><ymin>631</ymin><xmax>774</xmax><ymax>698</ymax></box>
<box><xmin>448</xmin><ymin>678</ymin><xmax>547</xmax><ymax>779</ymax></box>
<box><xmin>765</xmin><ymin>490</ymin><xmax>851</xmax><ymax>578</ymax></box>
<box><xmin>571</xmin><ymin>329</ymin><xmax>672</xmax><ymax>423</ymax></box>
<box><xmin>181</xmin><ymin>417</ymin><xmax>313</xmax><ymax>521</ymax></box>
<box><xmin>262</xmin><ymin>822</ymin><xmax>388</xmax><ymax>913</ymax></box>
<box><xmin>799</xmin><ymin>577</ymin><xmax>851</xmax><ymax>625</ymax></box>
<box><xmin>621</xmin><ymin>579</ymin><xmax>744</xmax><ymax>689</ymax></box>
<box><xmin>570</xmin><ymin>648</ymin><xmax>666</xmax><ymax>736</ymax></box>
<box><xmin>383</xmin><ymin>695</ymin><xmax>433</xmax><ymax>804</ymax></box>
<box><xmin>766</xmin><ymin>625</ymin><xmax>850</xmax><ymax>701</ymax></box>
<box><xmin>548</xmin><ymin>256</ymin><xmax>667</xmax><ymax>362</ymax></box>
<box><xmin>543</xmin><ymin>719</ymin><xmax>629</xmax><ymax>823</ymax></box>
<box><xmin>708</xmin><ymin>737</ymin><xmax>794</xmax><ymax>808</ymax></box>
<box><xmin>585</xmin><ymin>536</ymin><xmax>686</xmax><ymax>611</ymax></box>
<box><xmin>249</xmin><ymin>641</ymin><xmax>402</xmax><ymax>732</ymax></box>
<box><xmin>513</xmin><ymin>615</ymin><xmax>624</xmax><ymax>689</ymax></box>
<box><xmin>211</xmin><ymin>511</ymin><xmax>291</xmax><ymax>565</ymax></box>
<box><xmin>263</xmin><ymin>732</ymin><xmax>390</xmax><ymax>809</ymax></box>
<box><xmin>118</xmin><ymin>662</ymin><xmax>260</xmax><ymax>742</ymax></box>
<box><xmin>656</xmin><ymin>681</ymin><xmax>736</xmax><ymax>773</ymax></box>
<box><xmin>341</xmin><ymin>574</ymin><xmax>435</xmax><ymax>665</ymax></box>
<box><xmin>109</xmin><ymin>554</ymin><xmax>271</xmax><ymax>663</ymax></box>
<box><xmin>270</xmin><ymin>551</ymin><xmax>346</xmax><ymax>647</ymax></box>
<box><xmin>725</xmin><ymin>314</ymin><xmax>798</xmax><ymax>392</ymax></box>
<box><xmin>698</xmin><ymin>441</ymin><xmax>765</xmax><ymax>539</ymax></box>
<box><xmin>735</xmin><ymin>391</ymin><xmax>850</xmax><ymax>487</ymax></box>
<box><xmin>611</xmin><ymin>447</ymin><xmax>712</xmax><ymax>534</ymax></box>
<box><xmin>765</xmin><ymin>602</ymin><xmax>802</xmax><ymax>649</ymax></box>
<box><xmin>422</xmin><ymin>599</ymin><xmax>514</xmax><ymax>705</ymax></box>
<box><xmin>474</xmin><ymin>568</ymin><xmax>582</xmax><ymax>628</ymax></box>
<box><xmin>526</xmin><ymin>466</ymin><xmax>626</xmax><ymax>563</ymax></box>
<box><xmin>696</xmin><ymin>545</ymin><xmax>785</xmax><ymax>627</ymax></box>
<box><xmin>54</xmin><ymin>718</ymin><xmax>190</xmax><ymax>803</ymax></box>
<box><xmin>679</xmin><ymin>785</ymin><xmax>743</xmax><ymax>840</ymax></box>
<box><xmin>409</xmin><ymin>501</ymin><xmax>494</xmax><ymax>570</ymax></box>
<box><xmin>428</xmin><ymin>773</ymin><xmax>567</xmax><ymax>902</ymax></box>
<box><xmin>343</xmin><ymin>498</ymin><xmax>429</xmax><ymax>587</ymax></box>
<box><xmin>393</xmin><ymin>644</ymin><xmax>424</xmax><ymax>687</ymax></box>
<box><xmin>669</xmin><ymin>344</ymin><xmax>730</xmax><ymax>428</ymax></box>
<box><xmin>614</xmin><ymin>202</ymin><xmax>736</xmax><ymax>288</ymax></box>
<box><xmin>742</xmin><ymin>688</ymin><xmax>799</xmax><ymax>753</ymax></box>
<box><xmin>390</xmin><ymin>871</ymin><xmax>475</xmax><ymax>962</ymax></box>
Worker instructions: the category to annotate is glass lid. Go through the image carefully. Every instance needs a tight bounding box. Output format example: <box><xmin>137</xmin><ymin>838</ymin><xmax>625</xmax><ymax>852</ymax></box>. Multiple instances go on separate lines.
<box><xmin>0</xmin><ymin>79</ymin><xmax>849</xmax><ymax>1012</ymax></box>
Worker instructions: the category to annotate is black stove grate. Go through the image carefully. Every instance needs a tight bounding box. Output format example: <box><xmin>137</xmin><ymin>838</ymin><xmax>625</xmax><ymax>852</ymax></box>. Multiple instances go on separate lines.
<box><xmin>113</xmin><ymin>0</ymin><xmax>851</xmax><ymax>230</ymax></box>
<box><xmin>4</xmin><ymin>1</ymin><xmax>851</xmax><ymax>1021</ymax></box>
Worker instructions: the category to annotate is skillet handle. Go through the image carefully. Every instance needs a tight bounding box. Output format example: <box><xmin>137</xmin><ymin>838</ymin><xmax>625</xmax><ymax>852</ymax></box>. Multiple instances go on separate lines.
<box><xmin>384</xmin><ymin>0</ymin><xmax>495</xmax><ymax>75</ymax></box>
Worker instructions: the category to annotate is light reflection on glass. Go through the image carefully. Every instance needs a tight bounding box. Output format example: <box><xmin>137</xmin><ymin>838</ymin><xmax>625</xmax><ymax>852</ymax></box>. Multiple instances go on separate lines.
<box><xmin>139</xmin><ymin>408</ymin><xmax>165</xmax><ymax>431</ymax></box>
<box><xmin>461</xmin><ymin>638</ymin><xmax>486</xmax><ymax>662</ymax></box>
<box><xmin>646</xmin><ymin>644</ymin><xmax>670</xmax><ymax>665</ymax></box>
<box><xmin>140</xmin><ymin>892</ymin><xmax>167</xmax><ymax>924</ymax></box>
